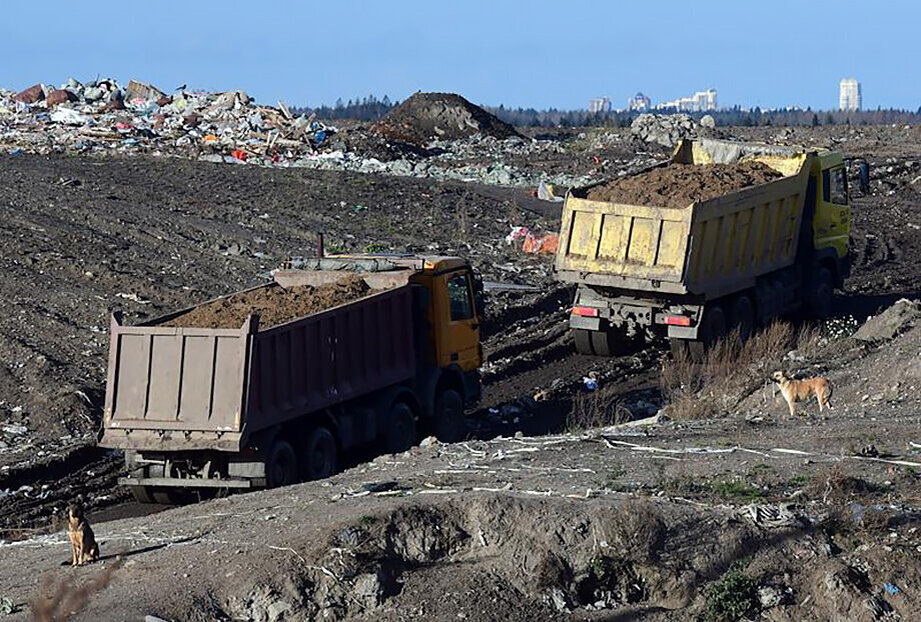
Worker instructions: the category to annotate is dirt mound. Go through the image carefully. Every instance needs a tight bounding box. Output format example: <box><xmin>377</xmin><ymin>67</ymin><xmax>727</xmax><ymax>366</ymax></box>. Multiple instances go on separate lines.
<box><xmin>373</xmin><ymin>92</ymin><xmax>521</xmax><ymax>146</ymax></box>
<box><xmin>163</xmin><ymin>276</ymin><xmax>371</xmax><ymax>329</ymax></box>
<box><xmin>586</xmin><ymin>161</ymin><xmax>783</xmax><ymax>208</ymax></box>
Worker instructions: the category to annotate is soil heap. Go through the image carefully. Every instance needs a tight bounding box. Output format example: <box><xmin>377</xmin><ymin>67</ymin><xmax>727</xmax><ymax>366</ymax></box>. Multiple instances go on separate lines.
<box><xmin>373</xmin><ymin>92</ymin><xmax>522</xmax><ymax>146</ymax></box>
<box><xmin>586</xmin><ymin>161</ymin><xmax>782</xmax><ymax>208</ymax></box>
<box><xmin>163</xmin><ymin>276</ymin><xmax>372</xmax><ymax>329</ymax></box>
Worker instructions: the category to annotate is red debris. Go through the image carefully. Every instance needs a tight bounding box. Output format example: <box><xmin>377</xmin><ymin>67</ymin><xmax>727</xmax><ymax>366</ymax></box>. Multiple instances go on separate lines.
<box><xmin>13</xmin><ymin>84</ymin><xmax>44</xmax><ymax>104</ymax></box>
<box><xmin>46</xmin><ymin>90</ymin><xmax>77</xmax><ymax>107</ymax></box>
<box><xmin>231</xmin><ymin>149</ymin><xmax>248</xmax><ymax>161</ymax></box>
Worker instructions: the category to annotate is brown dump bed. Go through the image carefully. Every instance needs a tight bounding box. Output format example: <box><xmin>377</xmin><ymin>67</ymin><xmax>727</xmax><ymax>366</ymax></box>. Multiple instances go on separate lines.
<box><xmin>101</xmin><ymin>282</ymin><xmax>415</xmax><ymax>452</ymax></box>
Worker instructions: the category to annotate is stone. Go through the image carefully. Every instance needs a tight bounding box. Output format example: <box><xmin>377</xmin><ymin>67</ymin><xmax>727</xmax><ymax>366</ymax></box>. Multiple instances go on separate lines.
<box><xmin>353</xmin><ymin>571</ymin><xmax>385</xmax><ymax>608</ymax></box>
<box><xmin>854</xmin><ymin>298</ymin><xmax>921</xmax><ymax>342</ymax></box>
<box><xmin>700</xmin><ymin>114</ymin><xmax>716</xmax><ymax>129</ymax></box>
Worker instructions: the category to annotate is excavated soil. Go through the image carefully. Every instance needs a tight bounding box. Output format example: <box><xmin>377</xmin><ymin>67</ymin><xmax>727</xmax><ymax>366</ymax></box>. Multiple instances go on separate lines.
<box><xmin>373</xmin><ymin>92</ymin><xmax>522</xmax><ymax>146</ymax></box>
<box><xmin>162</xmin><ymin>276</ymin><xmax>372</xmax><ymax>329</ymax></box>
<box><xmin>586</xmin><ymin>160</ymin><xmax>783</xmax><ymax>207</ymax></box>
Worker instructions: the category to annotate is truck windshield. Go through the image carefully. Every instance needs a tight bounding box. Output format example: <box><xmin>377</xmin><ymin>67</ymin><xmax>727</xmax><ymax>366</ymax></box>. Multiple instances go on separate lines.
<box><xmin>447</xmin><ymin>273</ymin><xmax>473</xmax><ymax>321</ymax></box>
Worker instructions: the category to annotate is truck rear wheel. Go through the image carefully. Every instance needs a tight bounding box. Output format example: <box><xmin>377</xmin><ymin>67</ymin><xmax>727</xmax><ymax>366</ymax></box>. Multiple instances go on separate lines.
<box><xmin>573</xmin><ymin>329</ymin><xmax>593</xmax><ymax>355</ymax></box>
<box><xmin>130</xmin><ymin>485</ymin><xmax>156</xmax><ymax>504</ymax></box>
<box><xmin>433</xmin><ymin>389</ymin><xmax>466</xmax><ymax>443</ymax></box>
<box><xmin>687</xmin><ymin>304</ymin><xmax>727</xmax><ymax>361</ymax></box>
<box><xmin>302</xmin><ymin>427</ymin><xmax>338</xmax><ymax>481</ymax></box>
<box><xmin>729</xmin><ymin>295</ymin><xmax>756</xmax><ymax>344</ymax></box>
<box><xmin>384</xmin><ymin>402</ymin><xmax>417</xmax><ymax>454</ymax></box>
<box><xmin>267</xmin><ymin>439</ymin><xmax>299</xmax><ymax>488</ymax></box>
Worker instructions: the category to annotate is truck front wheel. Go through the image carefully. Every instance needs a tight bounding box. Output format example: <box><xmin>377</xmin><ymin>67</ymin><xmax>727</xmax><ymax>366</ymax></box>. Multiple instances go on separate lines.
<box><xmin>433</xmin><ymin>389</ymin><xmax>466</xmax><ymax>443</ymax></box>
<box><xmin>807</xmin><ymin>267</ymin><xmax>834</xmax><ymax>318</ymax></box>
<box><xmin>302</xmin><ymin>427</ymin><xmax>338</xmax><ymax>481</ymax></box>
<box><xmin>384</xmin><ymin>402</ymin><xmax>417</xmax><ymax>454</ymax></box>
<box><xmin>268</xmin><ymin>439</ymin><xmax>299</xmax><ymax>488</ymax></box>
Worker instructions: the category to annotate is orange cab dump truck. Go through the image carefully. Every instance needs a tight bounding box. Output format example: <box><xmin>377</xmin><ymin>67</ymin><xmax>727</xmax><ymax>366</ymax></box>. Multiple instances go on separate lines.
<box><xmin>100</xmin><ymin>256</ymin><xmax>482</xmax><ymax>502</ymax></box>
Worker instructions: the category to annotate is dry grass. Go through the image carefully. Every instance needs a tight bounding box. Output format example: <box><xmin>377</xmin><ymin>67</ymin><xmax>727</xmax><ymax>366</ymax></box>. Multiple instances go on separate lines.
<box><xmin>31</xmin><ymin>556</ymin><xmax>124</xmax><ymax>622</ymax></box>
<box><xmin>661</xmin><ymin>321</ymin><xmax>822</xmax><ymax>420</ymax></box>
<box><xmin>566</xmin><ymin>389</ymin><xmax>633</xmax><ymax>432</ymax></box>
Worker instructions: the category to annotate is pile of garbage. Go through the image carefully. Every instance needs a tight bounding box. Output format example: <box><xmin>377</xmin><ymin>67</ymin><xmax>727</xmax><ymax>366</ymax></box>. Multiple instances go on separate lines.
<box><xmin>630</xmin><ymin>113</ymin><xmax>699</xmax><ymax>148</ymax></box>
<box><xmin>0</xmin><ymin>77</ymin><xmax>335</xmax><ymax>164</ymax></box>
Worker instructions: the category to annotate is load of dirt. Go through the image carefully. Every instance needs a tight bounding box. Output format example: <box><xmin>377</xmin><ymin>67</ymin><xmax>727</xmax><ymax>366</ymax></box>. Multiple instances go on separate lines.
<box><xmin>373</xmin><ymin>92</ymin><xmax>522</xmax><ymax>146</ymax></box>
<box><xmin>586</xmin><ymin>160</ymin><xmax>783</xmax><ymax>207</ymax></box>
<box><xmin>163</xmin><ymin>275</ymin><xmax>372</xmax><ymax>329</ymax></box>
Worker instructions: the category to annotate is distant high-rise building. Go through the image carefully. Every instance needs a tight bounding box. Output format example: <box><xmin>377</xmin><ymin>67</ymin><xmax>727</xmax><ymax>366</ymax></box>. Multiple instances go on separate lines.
<box><xmin>839</xmin><ymin>78</ymin><xmax>861</xmax><ymax>111</ymax></box>
<box><xmin>655</xmin><ymin>88</ymin><xmax>718</xmax><ymax>112</ymax></box>
<box><xmin>589</xmin><ymin>97</ymin><xmax>611</xmax><ymax>114</ymax></box>
<box><xmin>627</xmin><ymin>92</ymin><xmax>651</xmax><ymax>112</ymax></box>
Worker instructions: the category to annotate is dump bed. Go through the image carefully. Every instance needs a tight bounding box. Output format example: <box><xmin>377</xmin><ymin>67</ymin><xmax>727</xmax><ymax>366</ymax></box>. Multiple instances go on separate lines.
<box><xmin>554</xmin><ymin>139</ymin><xmax>812</xmax><ymax>299</ymax></box>
<box><xmin>100</xmin><ymin>280</ymin><xmax>416</xmax><ymax>452</ymax></box>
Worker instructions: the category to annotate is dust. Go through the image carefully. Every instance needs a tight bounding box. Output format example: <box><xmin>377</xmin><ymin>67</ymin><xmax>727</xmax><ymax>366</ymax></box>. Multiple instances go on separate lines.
<box><xmin>586</xmin><ymin>161</ymin><xmax>783</xmax><ymax>208</ymax></box>
<box><xmin>162</xmin><ymin>275</ymin><xmax>372</xmax><ymax>330</ymax></box>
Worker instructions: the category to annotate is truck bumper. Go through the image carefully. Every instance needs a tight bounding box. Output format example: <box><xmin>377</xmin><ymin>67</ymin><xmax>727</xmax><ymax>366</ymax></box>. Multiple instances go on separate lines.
<box><xmin>119</xmin><ymin>476</ymin><xmax>252</xmax><ymax>489</ymax></box>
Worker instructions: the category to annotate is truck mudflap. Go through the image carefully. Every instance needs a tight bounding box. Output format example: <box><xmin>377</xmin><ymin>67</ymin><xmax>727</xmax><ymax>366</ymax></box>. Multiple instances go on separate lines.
<box><xmin>118</xmin><ymin>476</ymin><xmax>252</xmax><ymax>489</ymax></box>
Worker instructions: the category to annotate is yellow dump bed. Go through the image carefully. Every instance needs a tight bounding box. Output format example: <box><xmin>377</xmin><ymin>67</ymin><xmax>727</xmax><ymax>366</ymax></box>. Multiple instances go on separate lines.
<box><xmin>554</xmin><ymin>139</ymin><xmax>812</xmax><ymax>299</ymax></box>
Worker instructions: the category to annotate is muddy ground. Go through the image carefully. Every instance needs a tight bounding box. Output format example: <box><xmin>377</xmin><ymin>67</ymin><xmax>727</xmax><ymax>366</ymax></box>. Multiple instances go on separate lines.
<box><xmin>0</xmin><ymin>123</ymin><xmax>920</xmax><ymax>620</ymax></box>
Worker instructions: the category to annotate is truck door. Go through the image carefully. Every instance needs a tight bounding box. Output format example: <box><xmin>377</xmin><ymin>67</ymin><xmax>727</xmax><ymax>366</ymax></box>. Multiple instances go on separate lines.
<box><xmin>435</xmin><ymin>270</ymin><xmax>481</xmax><ymax>372</ymax></box>
<box><xmin>814</xmin><ymin>165</ymin><xmax>851</xmax><ymax>259</ymax></box>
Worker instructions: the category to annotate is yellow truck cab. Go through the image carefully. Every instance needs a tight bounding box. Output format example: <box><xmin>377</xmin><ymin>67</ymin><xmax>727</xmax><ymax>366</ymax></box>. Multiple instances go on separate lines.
<box><xmin>554</xmin><ymin>139</ymin><xmax>858</xmax><ymax>356</ymax></box>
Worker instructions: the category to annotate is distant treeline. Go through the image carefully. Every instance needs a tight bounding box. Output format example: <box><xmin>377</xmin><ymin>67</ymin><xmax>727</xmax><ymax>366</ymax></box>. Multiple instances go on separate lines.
<box><xmin>299</xmin><ymin>95</ymin><xmax>921</xmax><ymax>127</ymax></box>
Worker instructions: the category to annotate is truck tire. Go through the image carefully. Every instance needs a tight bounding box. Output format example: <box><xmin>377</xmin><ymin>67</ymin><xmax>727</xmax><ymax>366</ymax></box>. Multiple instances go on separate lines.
<box><xmin>302</xmin><ymin>426</ymin><xmax>338</xmax><ymax>481</ymax></box>
<box><xmin>130</xmin><ymin>485</ymin><xmax>156</xmax><ymax>504</ymax></box>
<box><xmin>729</xmin><ymin>295</ymin><xmax>756</xmax><ymax>344</ymax></box>
<box><xmin>687</xmin><ymin>304</ymin><xmax>727</xmax><ymax>361</ymax></box>
<box><xmin>807</xmin><ymin>267</ymin><xmax>834</xmax><ymax>318</ymax></box>
<box><xmin>267</xmin><ymin>439</ymin><xmax>299</xmax><ymax>488</ymax></box>
<box><xmin>384</xmin><ymin>402</ymin><xmax>417</xmax><ymax>454</ymax></box>
<box><xmin>573</xmin><ymin>329</ymin><xmax>593</xmax><ymax>355</ymax></box>
<box><xmin>152</xmin><ymin>489</ymin><xmax>186</xmax><ymax>505</ymax></box>
<box><xmin>590</xmin><ymin>329</ymin><xmax>619</xmax><ymax>357</ymax></box>
<box><xmin>433</xmin><ymin>389</ymin><xmax>466</xmax><ymax>443</ymax></box>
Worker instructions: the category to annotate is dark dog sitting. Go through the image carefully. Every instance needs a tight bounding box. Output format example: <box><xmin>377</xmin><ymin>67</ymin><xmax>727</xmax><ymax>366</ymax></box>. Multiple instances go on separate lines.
<box><xmin>66</xmin><ymin>503</ymin><xmax>99</xmax><ymax>566</ymax></box>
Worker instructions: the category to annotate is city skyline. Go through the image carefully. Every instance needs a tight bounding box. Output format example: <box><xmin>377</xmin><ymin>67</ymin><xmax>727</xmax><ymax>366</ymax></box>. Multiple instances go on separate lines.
<box><xmin>1</xmin><ymin>1</ymin><xmax>917</xmax><ymax>111</ymax></box>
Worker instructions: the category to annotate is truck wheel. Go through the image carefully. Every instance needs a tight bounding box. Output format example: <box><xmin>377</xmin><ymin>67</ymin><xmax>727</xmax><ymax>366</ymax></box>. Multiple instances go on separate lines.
<box><xmin>590</xmin><ymin>329</ymin><xmax>619</xmax><ymax>357</ymax></box>
<box><xmin>384</xmin><ymin>402</ymin><xmax>417</xmax><ymax>454</ymax></box>
<box><xmin>687</xmin><ymin>305</ymin><xmax>727</xmax><ymax>361</ymax></box>
<box><xmin>573</xmin><ymin>329</ymin><xmax>593</xmax><ymax>355</ymax></box>
<box><xmin>130</xmin><ymin>486</ymin><xmax>156</xmax><ymax>504</ymax></box>
<box><xmin>433</xmin><ymin>389</ymin><xmax>466</xmax><ymax>443</ymax></box>
<box><xmin>808</xmin><ymin>267</ymin><xmax>834</xmax><ymax>318</ymax></box>
<box><xmin>151</xmin><ymin>489</ymin><xmax>186</xmax><ymax>505</ymax></box>
<box><xmin>302</xmin><ymin>427</ymin><xmax>338</xmax><ymax>481</ymax></box>
<box><xmin>267</xmin><ymin>439</ymin><xmax>299</xmax><ymax>488</ymax></box>
<box><xmin>729</xmin><ymin>296</ymin><xmax>756</xmax><ymax>344</ymax></box>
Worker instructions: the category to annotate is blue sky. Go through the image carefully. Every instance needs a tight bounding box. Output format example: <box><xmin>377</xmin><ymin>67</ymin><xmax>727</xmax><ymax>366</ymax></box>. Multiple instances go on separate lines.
<box><xmin>3</xmin><ymin>1</ymin><xmax>918</xmax><ymax>111</ymax></box>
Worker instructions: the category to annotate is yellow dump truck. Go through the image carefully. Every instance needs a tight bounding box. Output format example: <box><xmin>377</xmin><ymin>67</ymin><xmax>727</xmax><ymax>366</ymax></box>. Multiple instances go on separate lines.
<box><xmin>554</xmin><ymin>138</ymin><xmax>856</xmax><ymax>355</ymax></box>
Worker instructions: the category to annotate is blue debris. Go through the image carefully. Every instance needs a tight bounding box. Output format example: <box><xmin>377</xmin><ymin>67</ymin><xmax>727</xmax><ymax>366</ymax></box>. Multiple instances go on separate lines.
<box><xmin>883</xmin><ymin>582</ymin><xmax>901</xmax><ymax>595</ymax></box>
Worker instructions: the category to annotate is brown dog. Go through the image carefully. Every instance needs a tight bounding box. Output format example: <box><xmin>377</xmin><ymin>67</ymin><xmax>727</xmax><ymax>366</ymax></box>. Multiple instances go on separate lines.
<box><xmin>66</xmin><ymin>503</ymin><xmax>99</xmax><ymax>566</ymax></box>
<box><xmin>771</xmin><ymin>370</ymin><xmax>833</xmax><ymax>418</ymax></box>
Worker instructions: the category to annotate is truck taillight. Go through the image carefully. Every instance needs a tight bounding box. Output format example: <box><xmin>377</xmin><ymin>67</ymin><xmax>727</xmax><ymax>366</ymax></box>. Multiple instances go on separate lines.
<box><xmin>665</xmin><ymin>315</ymin><xmax>692</xmax><ymax>326</ymax></box>
<box><xmin>572</xmin><ymin>306</ymin><xmax>600</xmax><ymax>317</ymax></box>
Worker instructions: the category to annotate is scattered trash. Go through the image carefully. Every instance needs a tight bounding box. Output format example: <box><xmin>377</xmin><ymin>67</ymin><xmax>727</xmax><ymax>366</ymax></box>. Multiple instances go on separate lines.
<box><xmin>883</xmin><ymin>582</ymin><xmax>901</xmax><ymax>595</ymax></box>
<box><xmin>536</xmin><ymin>181</ymin><xmax>564</xmax><ymax>202</ymax></box>
<box><xmin>582</xmin><ymin>376</ymin><xmax>598</xmax><ymax>391</ymax></box>
<box><xmin>8</xmin><ymin>147</ymin><xmax>23</xmax><ymax>157</ymax></box>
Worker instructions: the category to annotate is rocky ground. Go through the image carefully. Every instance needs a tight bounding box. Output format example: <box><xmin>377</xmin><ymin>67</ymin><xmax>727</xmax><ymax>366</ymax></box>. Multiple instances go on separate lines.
<box><xmin>0</xmin><ymin>120</ymin><xmax>920</xmax><ymax>620</ymax></box>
